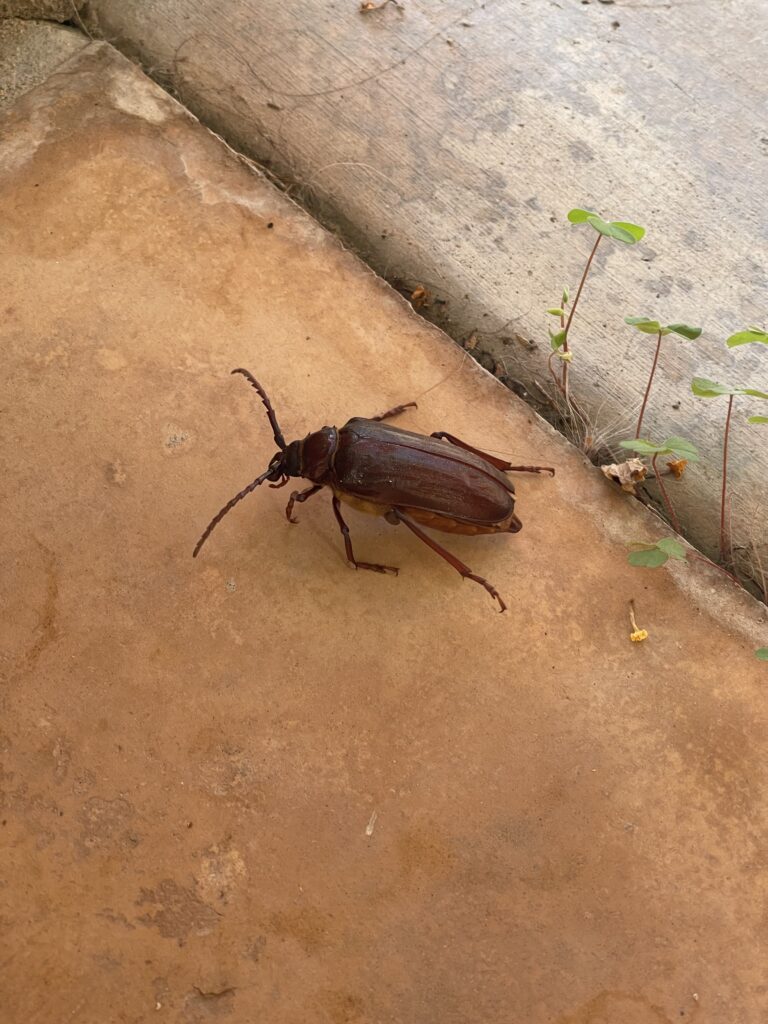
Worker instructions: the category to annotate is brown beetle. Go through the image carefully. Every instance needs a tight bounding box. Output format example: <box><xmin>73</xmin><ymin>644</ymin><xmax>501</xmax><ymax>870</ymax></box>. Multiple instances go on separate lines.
<box><xmin>193</xmin><ymin>369</ymin><xmax>554</xmax><ymax>611</ymax></box>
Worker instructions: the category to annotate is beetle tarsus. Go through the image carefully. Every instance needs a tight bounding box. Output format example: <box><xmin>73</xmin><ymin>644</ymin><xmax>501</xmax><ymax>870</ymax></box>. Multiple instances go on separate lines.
<box><xmin>391</xmin><ymin>507</ymin><xmax>507</xmax><ymax>611</ymax></box>
<box><xmin>332</xmin><ymin>496</ymin><xmax>399</xmax><ymax>575</ymax></box>
<box><xmin>370</xmin><ymin>401</ymin><xmax>417</xmax><ymax>422</ymax></box>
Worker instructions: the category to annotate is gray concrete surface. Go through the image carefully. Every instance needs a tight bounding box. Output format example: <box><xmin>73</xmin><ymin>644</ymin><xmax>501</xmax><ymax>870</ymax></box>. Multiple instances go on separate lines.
<box><xmin>0</xmin><ymin>0</ymin><xmax>85</xmax><ymax>20</ymax></box>
<box><xmin>2</xmin><ymin>42</ymin><xmax>768</xmax><ymax>1024</ymax></box>
<box><xmin>0</xmin><ymin>17</ymin><xmax>86</xmax><ymax>110</ymax></box>
<box><xmin>83</xmin><ymin>0</ymin><xmax>768</xmax><ymax>574</ymax></box>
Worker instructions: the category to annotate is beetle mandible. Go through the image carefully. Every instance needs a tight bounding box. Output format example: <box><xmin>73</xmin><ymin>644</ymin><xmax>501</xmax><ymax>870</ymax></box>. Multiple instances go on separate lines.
<box><xmin>193</xmin><ymin>369</ymin><xmax>554</xmax><ymax>611</ymax></box>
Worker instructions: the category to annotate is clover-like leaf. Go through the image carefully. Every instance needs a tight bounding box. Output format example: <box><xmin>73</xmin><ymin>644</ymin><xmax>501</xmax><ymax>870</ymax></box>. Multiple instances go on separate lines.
<box><xmin>625</xmin><ymin>316</ymin><xmax>662</xmax><ymax>334</ymax></box>
<box><xmin>625</xmin><ymin>317</ymin><xmax>701</xmax><ymax>339</ymax></box>
<box><xmin>656</xmin><ymin>538</ymin><xmax>687</xmax><ymax>560</ymax></box>
<box><xmin>726</xmin><ymin>328</ymin><xmax>768</xmax><ymax>348</ymax></box>
<box><xmin>620</xmin><ymin>439</ymin><xmax>665</xmax><ymax>455</ymax></box>
<box><xmin>568</xmin><ymin>209</ymin><xmax>645</xmax><ymax>244</ymax></box>
<box><xmin>628</xmin><ymin>547</ymin><xmax>669</xmax><ymax>568</ymax></box>
<box><xmin>756</xmin><ymin>648</ymin><xmax>768</xmax><ymax>661</ymax></box>
<box><xmin>586</xmin><ymin>215</ymin><xmax>638</xmax><ymax>244</ymax></box>
<box><xmin>619</xmin><ymin>436</ymin><xmax>699</xmax><ymax>461</ymax></box>
<box><xmin>547</xmin><ymin>307</ymin><xmax>565</xmax><ymax>317</ymax></box>
<box><xmin>567</xmin><ymin>208</ymin><xmax>597</xmax><ymax>223</ymax></box>
<box><xmin>627</xmin><ymin>538</ymin><xmax>687</xmax><ymax>569</ymax></box>
<box><xmin>611</xmin><ymin>221</ymin><xmax>645</xmax><ymax>242</ymax></box>
<box><xmin>667</xmin><ymin>323</ymin><xmax>702</xmax><ymax>340</ymax></box>
<box><xmin>748</xmin><ymin>415</ymin><xmax>768</xmax><ymax>424</ymax></box>
<box><xmin>661</xmin><ymin>436</ymin><xmax>699</xmax><ymax>461</ymax></box>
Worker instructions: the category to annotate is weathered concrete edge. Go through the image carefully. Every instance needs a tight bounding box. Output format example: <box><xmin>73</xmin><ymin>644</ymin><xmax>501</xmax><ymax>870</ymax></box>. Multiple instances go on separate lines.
<box><xmin>7</xmin><ymin>39</ymin><xmax>767</xmax><ymax>653</ymax></box>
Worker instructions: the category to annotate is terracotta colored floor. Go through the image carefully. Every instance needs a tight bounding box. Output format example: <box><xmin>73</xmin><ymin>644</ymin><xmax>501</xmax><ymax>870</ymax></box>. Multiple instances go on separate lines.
<box><xmin>1</xmin><ymin>44</ymin><xmax>767</xmax><ymax>1024</ymax></box>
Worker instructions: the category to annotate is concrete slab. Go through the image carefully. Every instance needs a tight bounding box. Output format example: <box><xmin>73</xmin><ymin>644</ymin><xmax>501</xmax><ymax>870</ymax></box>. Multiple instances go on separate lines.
<box><xmin>2</xmin><ymin>43</ymin><xmax>768</xmax><ymax>1024</ymax></box>
<box><xmin>0</xmin><ymin>18</ymin><xmax>87</xmax><ymax>111</ymax></box>
<box><xmin>84</xmin><ymin>0</ymin><xmax>768</xmax><ymax>567</ymax></box>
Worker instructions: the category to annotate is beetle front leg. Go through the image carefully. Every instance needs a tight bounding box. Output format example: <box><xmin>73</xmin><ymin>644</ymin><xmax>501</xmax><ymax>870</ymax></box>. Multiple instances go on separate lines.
<box><xmin>430</xmin><ymin>431</ymin><xmax>555</xmax><ymax>476</ymax></box>
<box><xmin>331</xmin><ymin>496</ymin><xmax>399</xmax><ymax>575</ymax></box>
<box><xmin>285</xmin><ymin>484</ymin><xmax>323</xmax><ymax>524</ymax></box>
<box><xmin>391</xmin><ymin>507</ymin><xmax>507</xmax><ymax>612</ymax></box>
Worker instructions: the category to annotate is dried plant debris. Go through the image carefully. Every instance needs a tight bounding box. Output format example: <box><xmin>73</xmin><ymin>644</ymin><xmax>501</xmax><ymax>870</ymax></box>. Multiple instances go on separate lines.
<box><xmin>601</xmin><ymin>458</ymin><xmax>647</xmax><ymax>494</ymax></box>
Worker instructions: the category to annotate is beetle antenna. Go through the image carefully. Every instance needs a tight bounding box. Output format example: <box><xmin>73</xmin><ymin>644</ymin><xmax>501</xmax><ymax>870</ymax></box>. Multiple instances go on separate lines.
<box><xmin>231</xmin><ymin>368</ymin><xmax>287</xmax><ymax>450</ymax></box>
<box><xmin>193</xmin><ymin>468</ymin><xmax>272</xmax><ymax>558</ymax></box>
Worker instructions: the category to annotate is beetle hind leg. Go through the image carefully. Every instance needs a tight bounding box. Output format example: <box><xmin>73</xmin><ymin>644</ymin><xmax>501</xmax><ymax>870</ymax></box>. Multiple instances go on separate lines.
<box><xmin>332</xmin><ymin>496</ymin><xmax>399</xmax><ymax>575</ymax></box>
<box><xmin>370</xmin><ymin>401</ymin><xmax>417</xmax><ymax>422</ymax></box>
<box><xmin>391</xmin><ymin>507</ymin><xmax>507</xmax><ymax>612</ymax></box>
<box><xmin>431</xmin><ymin>431</ymin><xmax>555</xmax><ymax>476</ymax></box>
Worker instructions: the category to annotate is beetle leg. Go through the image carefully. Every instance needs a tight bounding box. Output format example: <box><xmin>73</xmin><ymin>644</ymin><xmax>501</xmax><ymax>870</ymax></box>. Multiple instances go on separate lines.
<box><xmin>332</xmin><ymin>496</ymin><xmax>399</xmax><ymax>575</ymax></box>
<box><xmin>430</xmin><ymin>431</ymin><xmax>555</xmax><ymax>476</ymax></box>
<box><xmin>285</xmin><ymin>484</ymin><xmax>323</xmax><ymax>524</ymax></box>
<box><xmin>391</xmin><ymin>507</ymin><xmax>507</xmax><ymax>612</ymax></box>
<box><xmin>370</xmin><ymin>401</ymin><xmax>418</xmax><ymax>422</ymax></box>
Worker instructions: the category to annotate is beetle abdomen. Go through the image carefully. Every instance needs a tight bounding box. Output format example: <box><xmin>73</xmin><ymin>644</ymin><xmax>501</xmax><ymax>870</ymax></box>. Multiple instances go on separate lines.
<box><xmin>333</xmin><ymin>421</ymin><xmax>516</xmax><ymax>526</ymax></box>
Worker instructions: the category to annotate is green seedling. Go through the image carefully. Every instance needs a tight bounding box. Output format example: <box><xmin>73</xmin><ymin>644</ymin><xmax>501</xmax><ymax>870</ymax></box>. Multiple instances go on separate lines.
<box><xmin>627</xmin><ymin>537</ymin><xmax>687</xmax><ymax>568</ymax></box>
<box><xmin>726</xmin><ymin>327</ymin><xmax>768</xmax><ymax>348</ymax></box>
<box><xmin>559</xmin><ymin>209</ymin><xmax>645</xmax><ymax>396</ymax></box>
<box><xmin>691</xmin><ymin>377</ymin><xmax>768</xmax><ymax>563</ymax></box>
<box><xmin>624</xmin><ymin>317</ymin><xmax>702</xmax><ymax>437</ymax></box>
<box><xmin>756</xmin><ymin>648</ymin><xmax>768</xmax><ymax>661</ymax></box>
<box><xmin>748</xmin><ymin>416</ymin><xmax>768</xmax><ymax>424</ymax></box>
<box><xmin>619</xmin><ymin>436</ymin><xmax>699</xmax><ymax>533</ymax></box>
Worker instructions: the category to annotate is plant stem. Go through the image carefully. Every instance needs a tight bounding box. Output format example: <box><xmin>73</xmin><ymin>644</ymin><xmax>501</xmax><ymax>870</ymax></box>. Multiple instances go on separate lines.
<box><xmin>651</xmin><ymin>453</ymin><xmax>680</xmax><ymax>534</ymax></box>
<box><xmin>689</xmin><ymin>552</ymin><xmax>741</xmax><ymax>586</ymax></box>
<box><xmin>720</xmin><ymin>394</ymin><xmax>734</xmax><ymax>564</ymax></box>
<box><xmin>561</xmin><ymin>233</ymin><xmax>602</xmax><ymax>397</ymax></box>
<box><xmin>636</xmin><ymin>329</ymin><xmax>663</xmax><ymax>438</ymax></box>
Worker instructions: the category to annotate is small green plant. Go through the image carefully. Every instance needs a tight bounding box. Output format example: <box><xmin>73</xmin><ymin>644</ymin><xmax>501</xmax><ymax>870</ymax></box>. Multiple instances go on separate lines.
<box><xmin>756</xmin><ymin>648</ymin><xmax>768</xmax><ymax>661</ymax></box>
<box><xmin>619</xmin><ymin>436</ymin><xmax>699</xmax><ymax>533</ymax></box>
<box><xmin>624</xmin><ymin>318</ymin><xmax>702</xmax><ymax>437</ymax></box>
<box><xmin>556</xmin><ymin>209</ymin><xmax>645</xmax><ymax>397</ymax></box>
<box><xmin>691</xmin><ymin>377</ymin><xmax>768</xmax><ymax>563</ymax></box>
<box><xmin>627</xmin><ymin>537</ymin><xmax>687</xmax><ymax>568</ymax></box>
<box><xmin>726</xmin><ymin>327</ymin><xmax>768</xmax><ymax>348</ymax></box>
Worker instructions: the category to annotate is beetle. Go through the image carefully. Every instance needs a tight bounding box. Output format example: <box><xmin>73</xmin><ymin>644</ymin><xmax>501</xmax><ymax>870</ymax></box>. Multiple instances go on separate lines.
<box><xmin>193</xmin><ymin>368</ymin><xmax>554</xmax><ymax>611</ymax></box>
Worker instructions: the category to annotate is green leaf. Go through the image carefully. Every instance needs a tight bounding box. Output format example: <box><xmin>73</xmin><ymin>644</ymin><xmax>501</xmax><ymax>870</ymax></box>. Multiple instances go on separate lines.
<box><xmin>586</xmin><ymin>215</ymin><xmax>638</xmax><ymax>244</ymax></box>
<box><xmin>619</xmin><ymin>438</ymin><xmax>663</xmax><ymax>455</ymax></box>
<box><xmin>611</xmin><ymin>221</ymin><xmax>646</xmax><ymax>243</ymax></box>
<box><xmin>661</xmin><ymin>436</ymin><xmax>699</xmax><ymax>461</ymax></box>
<box><xmin>562</xmin><ymin>286</ymin><xmax>570</xmax><ymax>305</ymax></box>
<box><xmin>756</xmin><ymin>648</ymin><xmax>768</xmax><ymax>661</ymax></box>
<box><xmin>656</xmin><ymin>538</ymin><xmax>687</xmax><ymax>560</ymax></box>
<box><xmin>628</xmin><ymin>548</ymin><xmax>669</xmax><ymax>568</ymax></box>
<box><xmin>748</xmin><ymin>415</ymin><xmax>768</xmax><ymax>424</ymax></box>
<box><xmin>567</xmin><ymin>208</ymin><xmax>597</xmax><ymax>224</ymax></box>
<box><xmin>550</xmin><ymin>328</ymin><xmax>567</xmax><ymax>351</ymax></box>
<box><xmin>619</xmin><ymin>436</ymin><xmax>699</xmax><ymax>460</ymax></box>
<box><xmin>547</xmin><ymin>307</ymin><xmax>564</xmax><ymax>317</ymax></box>
<box><xmin>667</xmin><ymin>323</ymin><xmax>702</xmax><ymax>340</ymax></box>
<box><xmin>726</xmin><ymin>328</ymin><xmax>768</xmax><ymax>348</ymax></box>
<box><xmin>625</xmin><ymin>316</ymin><xmax>662</xmax><ymax>334</ymax></box>
<box><xmin>693</xmin><ymin>376</ymin><xmax>768</xmax><ymax>400</ymax></box>
<box><xmin>691</xmin><ymin>377</ymin><xmax>736</xmax><ymax>398</ymax></box>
